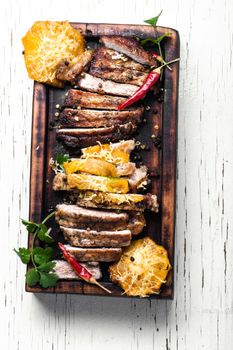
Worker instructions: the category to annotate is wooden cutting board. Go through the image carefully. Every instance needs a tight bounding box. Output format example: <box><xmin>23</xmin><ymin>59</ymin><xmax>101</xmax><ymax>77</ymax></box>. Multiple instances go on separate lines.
<box><xmin>27</xmin><ymin>22</ymin><xmax>180</xmax><ymax>298</ymax></box>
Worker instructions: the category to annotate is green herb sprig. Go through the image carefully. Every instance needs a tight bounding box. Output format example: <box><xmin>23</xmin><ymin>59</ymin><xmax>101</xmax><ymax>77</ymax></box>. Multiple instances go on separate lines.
<box><xmin>142</xmin><ymin>10</ymin><xmax>172</xmax><ymax>71</ymax></box>
<box><xmin>49</xmin><ymin>153</ymin><xmax>70</xmax><ymax>174</ymax></box>
<box><xmin>14</xmin><ymin>212</ymin><xmax>58</xmax><ymax>288</ymax></box>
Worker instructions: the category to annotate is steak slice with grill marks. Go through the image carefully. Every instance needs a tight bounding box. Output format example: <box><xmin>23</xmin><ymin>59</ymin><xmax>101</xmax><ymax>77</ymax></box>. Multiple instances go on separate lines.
<box><xmin>92</xmin><ymin>47</ymin><xmax>148</xmax><ymax>72</ymax></box>
<box><xmin>55</xmin><ymin>204</ymin><xmax>129</xmax><ymax>231</ymax></box>
<box><xmin>72</xmin><ymin>191</ymin><xmax>159</xmax><ymax>212</ymax></box>
<box><xmin>64</xmin><ymin>245</ymin><xmax>122</xmax><ymax>262</ymax></box>
<box><xmin>77</xmin><ymin>73</ymin><xmax>138</xmax><ymax>97</ymax></box>
<box><xmin>63</xmin><ymin>90</ymin><xmax>130</xmax><ymax>110</ymax></box>
<box><xmin>100</xmin><ymin>36</ymin><xmax>155</xmax><ymax>66</ymax></box>
<box><xmin>59</xmin><ymin>107</ymin><xmax>143</xmax><ymax>128</ymax></box>
<box><xmin>89</xmin><ymin>65</ymin><xmax>148</xmax><ymax>86</ymax></box>
<box><xmin>56</xmin><ymin>122</ymin><xmax>138</xmax><ymax>148</ymax></box>
<box><xmin>61</xmin><ymin>226</ymin><xmax>132</xmax><ymax>247</ymax></box>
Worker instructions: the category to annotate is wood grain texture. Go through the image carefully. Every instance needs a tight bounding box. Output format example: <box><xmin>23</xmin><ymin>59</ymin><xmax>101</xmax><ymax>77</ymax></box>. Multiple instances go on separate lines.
<box><xmin>27</xmin><ymin>23</ymin><xmax>178</xmax><ymax>298</ymax></box>
<box><xmin>1</xmin><ymin>0</ymin><xmax>233</xmax><ymax>349</ymax></box>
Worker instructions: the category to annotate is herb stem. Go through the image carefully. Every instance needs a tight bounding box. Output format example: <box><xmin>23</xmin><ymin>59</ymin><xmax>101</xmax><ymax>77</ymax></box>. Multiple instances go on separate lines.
<box><xmin>31</xmin><ymin>230</ymin><xmax>38</xmax><ymax>268</ymax></box>
<box><xmin>30</xmin><ymin>212</ymin><xmax>55</xmax><ymax>268</ymax></box>
<box><xmin>42</xmin><ymin>211</ymin><xmax>55</xmax><ymax>224</ymax></box>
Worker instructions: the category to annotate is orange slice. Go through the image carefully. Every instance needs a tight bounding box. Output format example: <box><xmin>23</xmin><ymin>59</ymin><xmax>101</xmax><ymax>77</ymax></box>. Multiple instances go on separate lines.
<box><xmin>63</xmin><ymin>158</ymin><xmax>118</xmax><ymax>177</ymax></box>
<box><xmin>109</xmin><ymin>237</ymin><xmax>171</xmax><ymax>297</ymax></box>
<box><xmin>67</xmin><ymin>174</ymin><xmax>129</xmax><ymax>194</ymax></box>
<box><xmin>22</xmin><ymin>21</ymin><xmax>85</xmax><ymax>87</ymax></box>
<box><xmin>81</xmin><ymin>144</ymin><xmax>130</xmax><ymax>164</ymax></box>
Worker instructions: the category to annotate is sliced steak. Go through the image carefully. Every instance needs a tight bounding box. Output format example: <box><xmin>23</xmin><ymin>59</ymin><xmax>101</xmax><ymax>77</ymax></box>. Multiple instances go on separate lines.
<box><xmin>53</xmin><ymin>260</ymin><xmax>102</xmax><ymax>280</ymax></box>
<box><xmin>55</xmin><ymin>204</ymin><xmax>129</xmax><ymax>231</ymax></box>
<box><xmin>63</xmin><ymin>90</ymin><xmax>128</xmax><ymax>110</ymax></box>
<box><xmin>77</xmin><ymin>73</ymin><xmax>138</xmax><ymax>96</ymax></box>
<box><xmin>89</xmin><ymin>65</ymin><xmax>148</xmax><ymax>86</ymax></box>
<box><xmin>128</xmin><ymin>165</ymin><xmax>148</xmax><ymax>192</ymax></box>
<box><xmin>100</xmin><ymin>36</ymin><xmax>155</xmax><ymax>66</ymax></box>
<box><xmin>61</xmin><ymin>226</ymin><xmax>131</xmax><ymax>247</ymax></box>
<box><xmin>92</xmin><ymin>47</ymin><xmax>148</xmax><ymax>72</ymax></box>
<box><xmin>116</xmin><ymin>162</ymin><xmax>136</xmax><ymax>176</ymax></box>
<box><xmin>128</xmin><ymin>212</ymin><xmax>146</xmax><ymax>235</ymax></box>
<box><xmin>56</xmin><ymin>50</ymin><xmax>94</xmax><ymax>84</ymax></box>
<box><xmin>72</xmin><ymin>191</ymin><xmax>158</xmax><ymax>212</ymax></box>
<box><xmin>64</xmin><ymin>245</ymin><xmax>122</xmax><ymax>262</ymax></box>
<box><xmin>59</xmin><ymin>107</ymin><xmax>143</xmax><ymax>128</ymax></box>
<box><xmin>56</xmin><ymin>122</ymin><xmax>138</xmax><ymax>148</ymax></box>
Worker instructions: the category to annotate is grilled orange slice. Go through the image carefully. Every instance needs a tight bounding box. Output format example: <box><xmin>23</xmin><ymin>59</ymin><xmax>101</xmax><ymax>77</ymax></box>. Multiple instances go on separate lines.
<box><xmin>22</xmin><ymin>21</ymin><xmax>85</xmax><ymax>87</ymax></box>
<box><xmin>81</xmin><ymin>144</ymin><xmax>130</xmax><ymax>164</ymax></box>
<box><xmin>67</xmin><ymin>174</ymin><xmax>129</xmax><ymax>193</ymax></box>
<box><xmin>63</xmin><ymin>158</ymin><xmax>118</xmax><ymax>177</ymax></box>
<box><xmin>109</xmin><ymin>237</ymin><xmax>171</xmax><ymax>297</ymax></box>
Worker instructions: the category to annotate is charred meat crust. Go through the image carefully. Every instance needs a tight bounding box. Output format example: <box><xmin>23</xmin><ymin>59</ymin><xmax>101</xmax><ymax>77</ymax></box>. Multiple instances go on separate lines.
<box><xmin>56</xmin><ymin>122</ymin><xmax>138</xmax><ymax>148</ymax></box>
<box><xmin>61</xmin><ymin>226</ymin><xmax>132</xmax><ymax>247</ymax></box>
<box><xmin>63</xmin><ymin>90</ymin><xmax>129</xmax><ymax>110</ymax></box>
<box><xmin>59</xmin><ymin>107</ymin><xmax>143</xmax><ymax>128</ymax></box>
<box><xmin>89</xmin><ymin>65</ymin><xmax>148</xmax><ymax>86</ymax></box>
<box><xmin>64</xmin><ymin>245</ymin><xmax>122</xmax><ymax>262</ymax></box>
<box><xmin>77</xmin><ymin>73</ymin><xmax>138</xmax><ymax>97</ymax></box>
<box><xmin>56</xmin><ymin>50</ymin><xmax>94</xmax><ymax>83</ymax></box>
<box><xmin>92</xmin><ymin>47</ymin><xmax>148</xmax><ymax>72</ymax></box>
<box><xmin>100</xmin><ymin>36</ymin><xmax>155</xmax><ymax>66</ymax></box>
<box><xmin>128</xmin><ymin>212</ymin><xmax>146</xmax><ymax>235</ymax></box>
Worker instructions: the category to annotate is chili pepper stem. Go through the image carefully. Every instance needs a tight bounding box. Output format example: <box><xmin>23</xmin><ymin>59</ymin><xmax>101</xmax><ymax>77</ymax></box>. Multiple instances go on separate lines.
<box><xmin>90</xmin><ymin>277</ymin><xmax>112</xmax><ymax>294</ymax></box>
<box><xmin>156</xmin><ymin>57</ymin><xmax>180</xmax><ymax>71</ymax></box>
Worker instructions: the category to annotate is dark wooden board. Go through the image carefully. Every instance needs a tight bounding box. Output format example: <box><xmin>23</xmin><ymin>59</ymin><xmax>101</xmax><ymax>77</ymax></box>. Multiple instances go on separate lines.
<box><xmin>26</xmin><ymin>23</ymin><xmax>180</xmax><ymax>299</ymax></box>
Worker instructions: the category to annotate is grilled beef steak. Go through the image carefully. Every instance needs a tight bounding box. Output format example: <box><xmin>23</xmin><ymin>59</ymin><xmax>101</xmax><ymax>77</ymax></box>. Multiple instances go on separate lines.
<box><xmin>89</xmin><ymin>65</ymin><xmax>148</xmax><ymax>86</ymax></box>
<box><xmin>55</xmin><ymin>204</ymin><xmax>129</xmax><ymax>231</ymax></box>
<box><xmin>59</xmin><ymin>107</ymin><xmax>143</xmax><ymax>128</ymax></box>
<box><xmin>92</xmin><ymin>47</ymin><xmax>148</xmax><ymax>72</ymax></box>
<box><xmin>77</xmin><ymin>73</ymin><xmax>138</xmax><ymax>96</ymax></box>
<box><xmin>100</xmin><ymin>36</ymin><xmax>155</xmax><ymax>66</ymax></box>
<box><xmin>61</xmin><ymin>227</ymin><xmax>131</xmax><ymax>247</ymax></box>
<box><xmin>72</xmin><ymin>191</ymin><xmax>159</xmax><ymax>212</ymax></box>
<box><xmin>56</xmin><ymin>122</ymin><xmax>138</xmax><ymax>148</ymax></box>
<box><xmin>63</xmin><ymin>90</ymin><xmax>128</xmax><ymax>110</ymax></box>
<box><xmin>64</xmin><ymin>245</ymin><xmax>122</xmax><ymax>262</ymax></box>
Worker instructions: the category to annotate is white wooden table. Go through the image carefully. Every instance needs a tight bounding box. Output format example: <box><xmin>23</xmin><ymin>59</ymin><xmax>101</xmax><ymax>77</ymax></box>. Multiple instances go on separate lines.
<box><xmin>1</xmin><ymin>0</ymin><xmax>233</xmax><ymax>349</ymax></box>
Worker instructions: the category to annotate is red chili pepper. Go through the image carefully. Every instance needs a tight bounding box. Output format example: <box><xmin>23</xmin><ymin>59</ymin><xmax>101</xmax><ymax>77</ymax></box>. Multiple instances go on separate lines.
<box><xmin>118</xmin><ymin>67</ymin><xmax>161</xmax><ymax>111</ymax></box>
<box><xmin>58</xmin><ymin>242</ymin><xmax>111</xmax><ymax>294</ymax></box>
<box><xmin>118</xmin><ymin>57</ymin><xmax>179</xmax><ymax>110</ymax></box>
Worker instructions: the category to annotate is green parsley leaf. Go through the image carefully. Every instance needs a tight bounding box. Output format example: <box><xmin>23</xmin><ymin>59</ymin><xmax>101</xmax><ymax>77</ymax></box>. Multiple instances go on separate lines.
<box><xmin>33</xmin><ymin>247</ymin><xmax>54</xmax><ymax>265</ymax></box>
<box><xmin>39</xmin><ymin>272</ymin><xmax>58</xmax><ymax>288</ymax></box>
<box><xmin>56</xmin><ymin>154</ymin><xmax>70</xmax><ymax>168</ymax></box>
<box><xmin>37</xmin><ymin>224</ymin><xmax>54</xmax><ymax>243</ymax></box>
<box><xmin>25</xmin><ymin>268</ymin><xmax>40</xmax><ymax>286</ymax></box>
<box><xmin>37</xmin><ymin>261</ymin><xmax>56</xmax><ymax>273</ymax></box>
<box><xmin>21</xmin><ymin>219</ymin><xmax>38</xmax><ymax>233</ymax></box>
<box><xmin>14</xmin><ymin>248</ymin><xmax>31</xmax><ymax>264</ymax></box>
<box><xmin>144</xmin><ymin>10</ymin><xmax>163</xmax><ymax>27</ymax></box>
